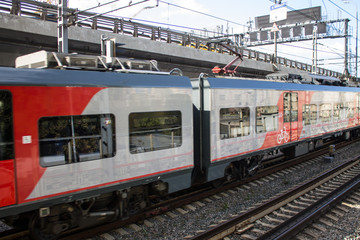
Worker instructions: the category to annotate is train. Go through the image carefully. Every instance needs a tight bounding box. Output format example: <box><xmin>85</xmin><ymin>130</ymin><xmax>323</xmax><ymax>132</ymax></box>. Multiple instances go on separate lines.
<box><xmin>1</xmin><ymin>51</ymin><xmax>360</xmax><ymax>239</ymax></box>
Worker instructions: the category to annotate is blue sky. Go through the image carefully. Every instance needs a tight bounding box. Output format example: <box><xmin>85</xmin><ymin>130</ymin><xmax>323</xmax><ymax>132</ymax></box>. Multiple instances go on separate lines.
<box><xmin>67</xmin><ymin>0</ymin><xmax>359</xmax><ymax>77</ymax></box>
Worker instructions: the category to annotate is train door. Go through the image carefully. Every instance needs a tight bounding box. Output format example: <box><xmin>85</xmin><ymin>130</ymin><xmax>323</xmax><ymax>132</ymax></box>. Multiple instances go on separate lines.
<box><xmin>283</xmin><ymin>92</ymin><xmax>299</xmax><ymax>142</ymax></box>
<box><xmin>0</xmin><ymin>91</ymin><xmax>16</xmax><ymax>207</ymax></box>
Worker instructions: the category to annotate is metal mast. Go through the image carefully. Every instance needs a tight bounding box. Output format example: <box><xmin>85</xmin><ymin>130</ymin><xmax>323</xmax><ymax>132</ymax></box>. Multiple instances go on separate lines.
<box><xmin>344</xmin><ymin>18</ymin><xmax>350</xmax><ymax>77</ymax></box>
<box><xmin>57</xmin><ymin>0</ymin><xmax>68</xmax><ymax>53</ymax></box>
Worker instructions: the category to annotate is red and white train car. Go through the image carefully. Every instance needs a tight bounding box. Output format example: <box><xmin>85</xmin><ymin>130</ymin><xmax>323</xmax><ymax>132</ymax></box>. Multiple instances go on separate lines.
<box><xmin>0</xmin><ymin>66</ymin><xmax>194</xmax><ymax>237</ymax></box>
<box><xmin>1</xmin><ymin>57</ymin><xmax>360</xmax><ymax>239</ymax></box>
<box><xmin>194</xmin><ymin>76</ymin><xmax>360</xmax><ymax>182</ymax></box>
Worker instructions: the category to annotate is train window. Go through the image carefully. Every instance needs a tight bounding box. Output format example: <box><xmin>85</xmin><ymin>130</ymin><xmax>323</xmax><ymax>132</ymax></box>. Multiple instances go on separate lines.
<box><xmin>346</xmin><ymin>102</ymin><xmax>355</xmax><ymax>118</ymax></box>
<box><xmin>220</xmin><ymin>107</ymin><xmax>250</xmax><ymax>139</ymax></box>
<box><xmin>333</xmin><ymin>103</ymin><xmax>346</xmax><ymax>121</ymax></box>
<box><xmin>302</xmin><ymin>104</ymin><xmax>317</xmax><ymax>125</ymax></box>
<box><xmin>129</xmin><ymin>111</ymin><xmax>182</xmax><ymax>154</ymax></box>
<box><xmin>39</xmin><ymin>114</ymin><xmax>116</xmax><ymax>167</ymax></box>
<box><xmin>0</xmin><ymin>91</ymin><xmax>14</xmax><ymax>160</ymax></box>
<box><xmin>283</xmin><ymin>92</ymin><xmax>298</xmax><ymax>122</ymax></box>
<box><xmin>256</xmin><ymin>106</ymin><xmax>279</xmax><ymax>133</ymax></box>
<box><xmin>320</xmin><ymin>104</ymin><xmax>332</xmax><ymax>123</ymax></box>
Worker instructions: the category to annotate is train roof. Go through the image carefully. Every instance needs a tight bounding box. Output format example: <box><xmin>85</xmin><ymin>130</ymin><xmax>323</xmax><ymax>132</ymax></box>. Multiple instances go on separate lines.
<box><xmin>207</xmin><ymin>77</ymin><xmax>360</xmax><ymax>92</ymax></box>
<box><xmin>0</xmin><ymin>67</ymin><xmax>192</xmax><ymax>89</ymax></box>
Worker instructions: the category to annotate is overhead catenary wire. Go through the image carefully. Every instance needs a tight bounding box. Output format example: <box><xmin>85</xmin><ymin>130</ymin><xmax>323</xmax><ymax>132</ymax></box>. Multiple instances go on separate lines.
<box><xmin>158</xmin><ymin>0</ymin><xmax>247</xmax><ymax>28</ymax></box>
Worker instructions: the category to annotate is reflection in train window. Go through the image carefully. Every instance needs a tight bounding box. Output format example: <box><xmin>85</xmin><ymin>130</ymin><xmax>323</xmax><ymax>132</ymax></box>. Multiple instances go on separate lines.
<box><xmin>0</xmin><ymin>91</ymin><xmax>14</xmax><ymax>160</ymax></box>
<box><xmin>346</xmin><ymin>102</ymin><xmax>355</xmax><ymax>118</ymax></box>
<box><xmin>302</xmin><ymin>104</ymin><xmax>317</xmax><ymax>125</ymax></box>
<box><xmin>256</xmin><ymin>106</ymin><xmax>279</xmax><ymax>133</ymax></box>
<box><xmin>333</xmin><ymin>103</ymin><xmax>345</xmax><ymax>121</ymax></box>
<box><xmin>129</xmin><ymin>111</ymin><xmax>182</xmax><ymax>154</ymax></box>
<box><xmin>39</xmin><ymin>114</ymin><xmax>116</xmax><ymax>167</ymax></box>
<box><xmin>320</xmin><ymin>104</ymin><xmax>332</xmax><ymax>123</ymax></box>
<box><xmin>220</xmin><ymin>107</ymin><xmax>250</xmax><ymax>139</ymax></box>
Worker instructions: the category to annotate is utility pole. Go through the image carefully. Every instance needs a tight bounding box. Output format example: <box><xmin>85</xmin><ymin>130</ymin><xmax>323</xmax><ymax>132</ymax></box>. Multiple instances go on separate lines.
<box><xmin>312</xmin><ymin>27</ymin><xmax>318</xmax><ymax>73</ymax></box>
<box><xmin>344</xmin><ymin>18</ymin><xmax>350</xmax><ymax>77</ymax></box>
<box><xmin>57</xmin><ymin>0</ymin><xmax>68</xmax><ymax>53</ymax></box>
<box><xmin>356</xmin><ymin>10</ymin><xmax>358</xmax><ymax>80</ymax></box>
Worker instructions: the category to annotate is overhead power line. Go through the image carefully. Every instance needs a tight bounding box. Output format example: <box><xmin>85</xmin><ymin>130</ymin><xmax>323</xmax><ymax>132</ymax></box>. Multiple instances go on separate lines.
<box><xmin>158</xmin><ymin>0</ymin><xmax>247</xmax><ymax>27</ymax></box>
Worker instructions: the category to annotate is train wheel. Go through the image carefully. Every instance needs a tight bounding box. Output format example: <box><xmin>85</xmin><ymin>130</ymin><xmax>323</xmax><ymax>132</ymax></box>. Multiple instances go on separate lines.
<box><xmin>28</xmin><ymin>205</ymin><xmax>79</xmax><ymax>240</ymax></box>
<box><xmin>29</xmin><ymin>213</ymin><xmax>59</xmax><ymax>240</ymax></box>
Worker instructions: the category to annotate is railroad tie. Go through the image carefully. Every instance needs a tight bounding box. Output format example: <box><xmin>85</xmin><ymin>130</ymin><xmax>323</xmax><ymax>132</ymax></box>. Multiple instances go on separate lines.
<box><xmin>336</xmin><ymin>205</ymin><xmax>350</xmax><ymax>213</ymax></box>
<box><xmin>350</xmin><ymin>195</ymin><xmax>360</xmax><ymax>202</ymax></box>
<box><xmin>252</xmin><ymin>228</ymin><xmax>267</xmax><ymax>235</ymax></box>
<box><xmin>295</xmin><ymin>234</ymin><xmax>312</xmax><ymax>240</ymax></box>
<box><xmin>293</xmin><ymin>199</ymin><xmax>311</xmax><ymax>207</ymax></box>
<box><xmin>265</xmin><ymin>215</ymin><xmax>284</xmax><ymax>224</ymax></box>
<box><xmin>324</xmin><ymin>213</ymin><xmax>339</xmax><ymax>222</ymax></box>
<box><xmin>184</xmin><ymin>204</ymin><xmax>196</xmax><ymax>211</ymax></box>
<box><xmin>143</xmin><ymin>220</ymin><xmax>154</xmax><ymax>227</ymax></box>
<box><xmin>318</xmin><ymin>218</ymin><xmax>333</xmax><ymax>227</ymax></box>
<box><xmin>175</xmin><ymin>208</ymin><xmax>188</xmax><ymax>215</ymax></box>
<box><xmin>303</xmin><ymin>228</ymin><xmax>320</xmax><ymax>239</ymax></box>
<box><xmin>166</xmin><ymin>211</ymin><xmax>177</xmax><ymax>218</ymax></box>
<box><xmin>115</xmin><ymin>228</ymin><xmax>129</xmax><ymax>235</ymax></box>
<box><xmin>345</xmin><ymin>198</ymin><xmax>358</xmax><ymax>205</ymax></box>
<box><xmin>213</xmin><ymin>194</ymin><xmax>221</xmax><ymax>200</ymax></box>
<box><xmin>280</xmin><ymin>207</ymin><xmax>298</xmax><ymax>215</ymax></box>
<box><xmin>154</xmin><ymin>215</ymin><xmax>165</xmax><ymax>222</ymax></box>
<box><xmin>235</xmin><ymin>224</ymin><xmax>254</xmax><ymax>235</ymax></box>
<box><xmin>240</xmin><ymin>234</ymin><xmax>258</xmax><ymax>240</ymax></box>
<box><xmin>330</xmin><ymin>209</ymin><xmax>344</xmax><ymax>217</ymax></box>
<box><xmin>129</xmin><ymin>224</ymin><xmax>142</xmax><ymax>232</ymax></box>
<box><xmin>299</xmin><ymin>196</ymin><xmax>317</xmax><ymax>203</ymax></box>
<box><xmin>256</xmin><ymin>220</ymin><xmax>277</xmax><ymax>228</ymax></box>
<box><xmin>287</xmin><ymin>203</ymin><xmax>306</xmax><ymax>210</ymax></box>
<box><xmin>194</xmin><ymin>201</ymin><xmax>205</xmax><ymax>207</ymax></box>
<box><xmin>273</xmin><ymin>210</ymin><xmax>292</xmax><ymax>219</ymax></box>
<box><xmin>220</xmin><ymin>192</ymin><xmax>230</xmax><ymax>197</ymax></box>
<box><xmin>312</xmin><ymin>223</ymin><xmax>327</xmax><ymax>232</ymax></box>
<box><xmin>100</xmin><ymin>233</ymin><xmax>115</xmax><ymax>240</ymax></box>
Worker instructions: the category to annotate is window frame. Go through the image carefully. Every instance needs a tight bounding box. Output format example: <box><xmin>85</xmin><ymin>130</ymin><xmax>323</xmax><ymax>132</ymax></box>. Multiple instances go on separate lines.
<box><xmin>256</xmin><ymin>105</ymin><xmax>279</xmax><ymax>134</ymax></box>
<box><xmin>39</xmin><ymin>114</ymin><xmax>116</xmax><ymax>167</ymax></box>
<box><xmin>219</xmin><ymin>107</ymin><xmax>250</xmax><ymax>140</ymax></box>
<box><xmin>129</xmin><ymin>111</ymin><xmax>182</xmax><ymax>154</ymax></box>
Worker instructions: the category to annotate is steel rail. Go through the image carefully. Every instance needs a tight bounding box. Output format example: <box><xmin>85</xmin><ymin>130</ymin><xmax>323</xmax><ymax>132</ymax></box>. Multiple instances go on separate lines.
<box><xmin>188</xmin><ymin>155</ymin><xmax>360</xmax><ymax>240</ymax></box>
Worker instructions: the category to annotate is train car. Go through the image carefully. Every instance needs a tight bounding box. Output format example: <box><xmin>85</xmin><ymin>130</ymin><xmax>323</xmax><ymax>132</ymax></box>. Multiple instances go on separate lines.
<box><xmin>0</xmin><ymin>66</ymin><xmax>194</xmax><ymax>237</ymax></box>
<box><xmin>193</xmin><ymin>76</ymin><xmax>360</xmax><ymax>183</ymax></box>
<box><xmin>2</xmin><ymin>50</ymin><xmax>360</xmax><ymax>239</ymax></box>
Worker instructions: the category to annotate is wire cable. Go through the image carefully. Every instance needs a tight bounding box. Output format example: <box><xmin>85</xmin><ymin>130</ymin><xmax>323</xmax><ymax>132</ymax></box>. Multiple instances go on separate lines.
<box><xmin>158</xmin><ymin>0</ymin><xmax>247</xmax><ymax>27</ymax></box>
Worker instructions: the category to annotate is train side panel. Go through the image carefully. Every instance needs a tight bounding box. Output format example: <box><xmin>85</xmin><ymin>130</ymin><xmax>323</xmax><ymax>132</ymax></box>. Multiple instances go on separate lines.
<box><xmin>200</xmin><ymin>77</ymin><xmax>360</xmax><ymax>182</ymax></box>
<box><xmin>0</xmin><ymin>68</ymin><xmax>194</xmax><ymax>210</ymax></box>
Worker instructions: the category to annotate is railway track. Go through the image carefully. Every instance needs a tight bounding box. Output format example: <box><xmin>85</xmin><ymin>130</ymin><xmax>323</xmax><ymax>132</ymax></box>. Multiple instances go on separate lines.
<box><xmin>1</xmin><ymin>139</ymin><xmax>357</xmax><ymax>240</ymax></box>
<box><xmin>56</xmin><ymin>140</ymin><xmax>356</xmax><ymax>240</ymax></box>
<box><xmin>188</xmin><ymin>154</ymin><xmax>360</xmax><ymax>240</ymax></box>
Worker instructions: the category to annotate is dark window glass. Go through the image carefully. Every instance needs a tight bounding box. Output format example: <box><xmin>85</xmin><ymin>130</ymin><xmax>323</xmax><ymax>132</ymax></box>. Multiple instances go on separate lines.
<box><xmin>39</xmin><ymin>114</ymin><xmax>116</xmax><ymax>167</ymax></box>
<box><xmin>256</xmin><ymin>106</ymin><xmax>279</xmax><ymax>133</ymax></box>
<box><xmin>220</xmin><ymin>107</ymin><xmax>250</xmax><ymax>139</ymax></box>
<box><xmin>0</xmin><ymin>91</ymin><xmax>14</xmax><ymax>160</ymax></box>
<box><xmin>129</xmin><ymin>111</ymin><xmax>182</xmax><ymax>154</ymax></box>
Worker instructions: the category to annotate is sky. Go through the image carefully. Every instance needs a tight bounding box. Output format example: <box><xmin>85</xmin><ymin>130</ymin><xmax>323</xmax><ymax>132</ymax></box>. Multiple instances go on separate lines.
<box><xmin>64</xmin><ymin>0</ymin><xmax>359</xmax><ymax>77</ymax></box>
